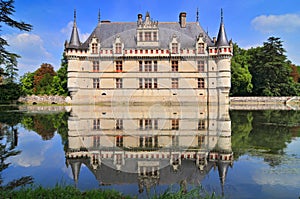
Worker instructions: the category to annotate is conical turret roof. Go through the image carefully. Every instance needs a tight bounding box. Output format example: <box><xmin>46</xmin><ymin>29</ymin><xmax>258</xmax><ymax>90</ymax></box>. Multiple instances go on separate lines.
<box><xmin>69</xmin><ymin>10</ymin><xmax>81</xmax><ymax>48</ymax></box>
<box><xmin>216</xmin><ymin>9</ymin><xmax>229</xmax><ymax>47</ymax></box>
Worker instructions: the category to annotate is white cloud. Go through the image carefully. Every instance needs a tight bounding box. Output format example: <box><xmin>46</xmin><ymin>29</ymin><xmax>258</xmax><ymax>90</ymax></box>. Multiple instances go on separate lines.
<box><xmin>3</xmin><ymin>33</ymin><xmax>53</xmax><ymax>75</ymax></box>
<box><xmin>4</xmin><ymin>33</ymin><xmax>51</xmax><ymax>59</ymax></box>
<box><xmin>251</xmin><ymin>14</ymin><xmax>300</xmax><ymax>33</ymax></box>
<box><xmin>9</xmin><ymin>131</ymin><xmax>51</xmax><ymax>167</ymax></box>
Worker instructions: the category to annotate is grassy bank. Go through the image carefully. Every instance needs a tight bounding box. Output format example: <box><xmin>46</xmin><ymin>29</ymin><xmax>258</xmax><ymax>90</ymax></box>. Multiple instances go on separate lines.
<box><xmin>1</xmin><ymin>185</ymin><xmax>220</xmax><ymax>199</ymax></box>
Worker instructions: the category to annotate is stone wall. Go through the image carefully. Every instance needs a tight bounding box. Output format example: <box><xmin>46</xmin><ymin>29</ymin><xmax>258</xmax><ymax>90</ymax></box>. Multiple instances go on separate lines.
<box><xmin>230</xmin><ymin>96</ymin><xmax>299</xmax><ymax>104</ymax></box>
<box><xmin>230</xmin><ymin>96</ymin><xmax>300</xmax><ymax>110</ymax></box>
<box><xmin>18</xmin><ymin>95</ymin><xmax>67</xmax><ymax>105</ymax></box>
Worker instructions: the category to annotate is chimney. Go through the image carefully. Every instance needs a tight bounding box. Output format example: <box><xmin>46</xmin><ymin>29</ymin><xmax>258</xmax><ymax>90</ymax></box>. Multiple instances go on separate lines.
<box><xmin>213</xmin><ymin>37</ymin><xmax>217</xmax><ymax>44</ymax></box>
<box><xmin>138</xmin><ymin>13</ymin><xmax>143</xmax><ymax>24</ymax></box>
<box><xmin>179</xmin><ymin>12</ymin><xmax>186</xmax><ymax>28</ymax></box>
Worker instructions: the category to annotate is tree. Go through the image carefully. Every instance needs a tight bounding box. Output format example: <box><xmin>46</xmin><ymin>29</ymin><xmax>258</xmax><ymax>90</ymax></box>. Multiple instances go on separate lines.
<box><xmin>0</xmin><ymin>0</ymin><xmax>32</xmax><ymax>71</ymax></box>
<box><xmin>230</xmin><ymin>43</ymin><xmax>253</xmax><ymax>96</ymax></box>
<box><xmin>248</xmin><ymin>37</ymin><xmax>299</xmax><ymax>96</ymax></box>
<box><xmin>50</xmin><ymin>53</ymin><xmax>68</xmax><ymax>96</ymax></box>
<box><xmin>0</xmin><ymin>0</ymin><xmax>32</xmax><ymax>102</ymax></box>
<box><xmin>2</xmin><ymin>54</ymin><xmax>18</xmax><ymax>84</ymax></box>
<box><xmin>290</xmin><ymin>64</ymin><xmax>299</xmax><ymax>83</ymax></box>
<box><xmin>20</xmin><ymin>72</ymin><xmax>34</xmax><ymax>95</ymax></box>
<box><xmin>33</xmin><ymin>63</ymin><xmax>56</xmax><ymax>95</ymax></box>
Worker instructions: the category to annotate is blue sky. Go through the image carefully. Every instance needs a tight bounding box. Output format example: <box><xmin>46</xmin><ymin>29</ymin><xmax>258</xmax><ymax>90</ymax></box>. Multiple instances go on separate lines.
<box><xmin>3</xmin><ymin>0</ymin><xmax>300</xmax><ymax>76</ymax></box>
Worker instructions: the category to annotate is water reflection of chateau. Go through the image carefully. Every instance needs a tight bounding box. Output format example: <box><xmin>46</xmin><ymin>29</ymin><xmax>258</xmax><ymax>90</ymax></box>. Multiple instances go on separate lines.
<box><xmin>66</xmin><ymin>105</ymin><xmax>233</xmax><ymax>194</ymax></box>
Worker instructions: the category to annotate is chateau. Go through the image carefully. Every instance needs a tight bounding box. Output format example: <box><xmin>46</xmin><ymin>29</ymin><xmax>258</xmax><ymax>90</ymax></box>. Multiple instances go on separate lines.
<box><xmin>65</xmin><ymin>10</ymin><xmax>232</xmax><ymax>104</ymax></box>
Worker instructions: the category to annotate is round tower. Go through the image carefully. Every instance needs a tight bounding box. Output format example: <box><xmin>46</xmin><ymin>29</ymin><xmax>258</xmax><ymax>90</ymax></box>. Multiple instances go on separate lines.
<box><xmin>215</xmin><ymin>9</ymin><xmax>233</xmax><ymax>105</ymax></box>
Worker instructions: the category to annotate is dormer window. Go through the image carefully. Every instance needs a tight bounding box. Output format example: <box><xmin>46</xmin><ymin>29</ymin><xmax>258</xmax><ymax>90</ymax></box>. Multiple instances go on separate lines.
<box><xmin>170</xmin><ymin>34</ymin><xmax>180</xmax><ymax>54</ymax></box>
<box><xmin>172</xmin><ymin>43</ymin><xmax>178</xmax><ymax>54</ymax></box>
<box><xmin>198</xmin><ymin>43</ymin><xmax>205</xmax><ymax>54</ymax></box>
<box><xmin>92</xmin><ymin>43</ymin><xmax>98</xmax><ymax>54</ymax></box>
<box><xmin>136</xmin><ymin>12</ymin><xmax>159</xmax><ymax>46</ymax></box>
<box><xmin>115</xmin><ymin>43</ymin><xmax>122</xmax><ymax>54</ymax></box>
<box><xmin>113</xmin><ymin>36</ymin><xmax>123</xmax><ymax>54</ymax></box>
<box><xmin>145</xmin><ymin>32</ymin><xmax>151</xmax><ymax>41</ymax></box>
<box><xmin>153</xmin><ymin>32</ymin><xmax>157</xmax><ymax>41</ymax></box>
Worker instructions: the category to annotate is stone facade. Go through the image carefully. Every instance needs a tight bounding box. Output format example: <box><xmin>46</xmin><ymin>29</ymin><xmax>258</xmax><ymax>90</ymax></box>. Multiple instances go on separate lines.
<box><xmin>65</xmin><ymin>10</ymin><xmax>232</xmax><ymax>105</ymax></box>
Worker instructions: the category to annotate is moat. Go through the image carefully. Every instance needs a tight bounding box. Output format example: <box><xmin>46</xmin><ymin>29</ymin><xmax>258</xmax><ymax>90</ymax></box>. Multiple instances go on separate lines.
<box><xmin>0</xmin><ymin>105</ymin><xmax>299</xmax><ymax>199</ymax></box>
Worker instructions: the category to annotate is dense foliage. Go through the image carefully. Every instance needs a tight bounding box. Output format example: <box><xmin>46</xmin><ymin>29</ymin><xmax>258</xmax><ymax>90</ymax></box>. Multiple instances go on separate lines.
<box><xmin>230</xmin><ymin>44</ymin><xmax>253</xmax><ymax>96</ymax></box>
<box><xmin>231</xmin><ymin>37</ymin><xmax>300</xmax><ymax>96</ymax></box>
<box><xmin>19</xmin><ymin>53</ymin><xmax>68</xmax><ymax>96</ymax></box>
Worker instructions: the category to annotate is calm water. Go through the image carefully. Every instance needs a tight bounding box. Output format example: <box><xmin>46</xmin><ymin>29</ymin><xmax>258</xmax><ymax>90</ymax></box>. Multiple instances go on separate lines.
<box><xmin>0</xmin><ymin>105</ymin><xmax>300</xmax><ymax>199</ymax></box>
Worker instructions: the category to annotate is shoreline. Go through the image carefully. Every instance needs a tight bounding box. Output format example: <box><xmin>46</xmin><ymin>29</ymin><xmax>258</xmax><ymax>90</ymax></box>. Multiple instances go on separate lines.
<box><xmin>11</xmin><ymin>95</ymin><xmax>300</xmax><ymax>110</ymax></box>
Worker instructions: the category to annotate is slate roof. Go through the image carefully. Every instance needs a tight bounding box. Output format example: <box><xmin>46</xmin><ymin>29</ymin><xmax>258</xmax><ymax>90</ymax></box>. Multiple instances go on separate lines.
<box><xmin>75</xmin><ymin>21</ymin><xmax>215</xmax><ymax>49</ymax></box>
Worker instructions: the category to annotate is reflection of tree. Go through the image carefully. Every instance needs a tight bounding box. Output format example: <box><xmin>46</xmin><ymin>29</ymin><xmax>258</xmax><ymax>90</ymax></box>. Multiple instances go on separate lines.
<box><xmin>230</xmin><ymin>111</ymin><xmax>253</xmax><ymax>158</ymax></box>
<box><xmin>53</xmin><ymin>112</ymin><xmax>69</xmax><ymax>151</ymax></box>
<box><xmin>231</xmin><ymin>110</ymin><xmax>300</xmax><ymax>166</ymax></box>
<box><xmin>0</xmin><ymin>108</ymin><xmax>33</xmax><ymax>190</ymax></box>
<box><xmin>22</xmin><ymin>114</ymin><xmax>57</xmax><ymax>140</ymax></box>
<box><xmin>0</xmin><ymin>106</ymin><xmax>69</xmax><ymax>190</ymax></box>
<box><xmin>21</xmin><ymin>111</ymin><xmax>69</xmax><ymax>147</ymax></box>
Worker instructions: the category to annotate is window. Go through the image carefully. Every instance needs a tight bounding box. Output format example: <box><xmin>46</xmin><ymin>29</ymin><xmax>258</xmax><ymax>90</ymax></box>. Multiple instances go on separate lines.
<box><xmin>198</xmin><ymin>135</ymin><xmax>205</xmax><ymax>147</ymax></box>
<box><xmin>139</xmin><ymin>32</ymin><xmax>143</xmax><ymax>41</ymax></box>
<box><xmin>171</xmin><ymin>61</ymin><xmax>178</xmax><ymax>72</ymax></box>
<box><xmin>171</xmin><ymin>119</ymin><xmax>179</xmax><ymax>130</ymax></box>
<box><xmin>198</xmin><ymin>43</ymin><xmax>205</xmax><ymax>54</ymax></box>
<box><xmin>144</xmin><ymin>61</ymin><xmax>152</xmax><ymax>72</ymax></box>
<box><xmin>139</xmin><ymin>136</ymin><xmax>143</xmax><ymax>147</ymax></box>
<box><xmin>93</xmin><ymin>119</ymin><xmax>100</xmax><ymax>130</ymax></box>
<box><xmin>172</xmin><ymin>78</ymin><xmax>178</xmax><ymax>89</ymax></box>
<box><xmin>145</xmin><ymin>119</ymin><xmax>152</xmax><ymax>129</ymax></box>
<box><xmin>172</xmin><ymin>43</ymin><xmax>178</xmax><ymax>54</ymax></box>
<box><xmin>92</xmin><ymin>43</ymin><xmax>98</xmax><ymax>54</ymax></box>
<box><xmin>93</xmin><ymin>61</ymin><xmax>99</xmax><ymax>72</ymax></box>
<box><xmin>93</xmin><ymin>78</ymin><xmax>100</xmax><ymax>89</ymax></box>
<box><xmin>197</xmin><ymin>60</ymin><xmax>205</xmax><ymax>72</ymax></box>
<box><xmin>115</xmin><ymin>43</ymin><xmax>122</xmax><ymax>54</ymax></box>
<box><xmin>139</xmin><ymin>61</ymin><xmax>157</xmax><ymax>72</ymax></box>
<box><xmin>116</xmin><ymin>78</ymin><xmax>122</xmax><ymax>88</ymax></box>
<box><xmin>139</xmin><ymin>119</ymin><xmax>158</xmax><ymax>130</ymax></box>
<box><xmin>153</xmin><ymin>78</ymin><xmax>158</xmax><ymax>89</ymax></box>
<box><xmin>116</xmin><ymin>119</ymin><xmax>123</xmax><ymax>130</ymax></box>
<box><xmin>115</xmin><ymin>154</ymin><xmax>122</xmax><ymax>164</ymax></box>
<box><xmin>139</xmin><ymin>78</ymin><xmax>157</xmax><ymax>89</ymax></box>
<box><xmin>154</xmin><ymin>120</ymin><xmax>158</xmax><ymax>130</ymax></box>
<box><xmin>153</xmin><ymin>61</ymin><xmax>158</xmax><ymax>72</ymax></box>
<box><xmin>93</xmin><ymin>136</ymin><xmax>100</xmax><ymax>147</ymax></box>
<box><xmin>144</xmin><ymin>78</ymin><xmax>152</xmax><ymax>89</ymax></box>
<box><xmin>116</xmin><ymin>61</ymin><xmax>122</xmax><ymax>72</ymax></box>
<box><xmin>145</xmin><ymin>137</ymin><xmax>153</xmax><ymax>147</ymax></box>
<box><xmin>92</xmin><ymin>154</ymin><xmax>99</xmax><ymax>164</ymax></box>
<box><xmin>139</xmin><ymin>119</ymin><xmax>143</xmax><ymax>129</ymax></box>
<box><xmin>139</xmin><ymin>78</ymin><xmax>143</xmax><ymax>88</ymax></box>
<box><xmin>198</xmin><ymin>120</ymin><xmax>205</xmax><ymax>130</ymax></box>
<box><xmin>116</xmin><ymin>136</ymin><xmax>123</xmax><ymax>147</ymax></box>
<box><xmin>198</xmin><ymin>78</ymin><xmax>205</xmax><ymax>89</ymax></box>
<box><xmin>153</xmin><ymin>32</ymin><xmax>157</xmax><ymax>41</ymax></box>
<box><xmin>145</xmin><ymin>32</ymin><xmax>151</xmax><ymax>41</ymax></box>
<box><xmin>139</xmin><ymin>61</ymin><xmax>143</xmax><ymax>72</ymax></box>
